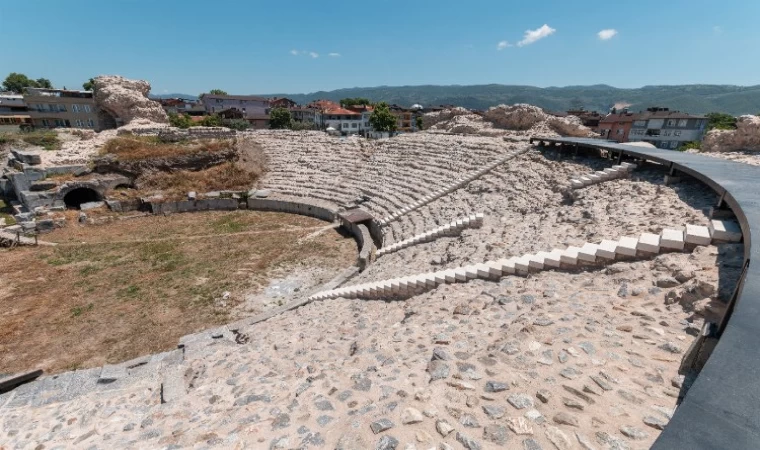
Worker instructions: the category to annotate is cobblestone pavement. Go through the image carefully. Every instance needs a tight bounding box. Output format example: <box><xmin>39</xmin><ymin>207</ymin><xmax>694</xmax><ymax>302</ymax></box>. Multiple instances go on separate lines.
<box><xmin>0</xmin><ymin>245</ymin><xmax>731</xmax><ymax>450</ymax></box>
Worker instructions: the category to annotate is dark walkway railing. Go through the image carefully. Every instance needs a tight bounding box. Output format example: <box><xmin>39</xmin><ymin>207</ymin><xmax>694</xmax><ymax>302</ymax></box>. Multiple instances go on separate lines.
<box><xmin>530</xmin><ymin>136</ymin><xmax>760</xmax><ymax>449</ymax></box>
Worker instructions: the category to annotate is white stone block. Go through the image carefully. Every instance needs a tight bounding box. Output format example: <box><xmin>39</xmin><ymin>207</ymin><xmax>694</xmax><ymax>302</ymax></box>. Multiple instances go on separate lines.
<box><xmin>603</xmin><ymin>168</ymin><xmax>620</xmax><ymax>178</ymax></box>
<box><xmin>453</xmin><ymin>268</ymin><xmax>469</xmax><ymax>282</ymax></box>
<box><xmin>578</xmin><ymin>243</ymin><xmax>599</xmax><ymax>263</ymax></box>
<box><xmin>685</xmin><ymin>224</ymin><xmax>711</xmax><ymax>246</ymax></box>
<box><xmin>616</xmin><ymin>236</ymin><xmax>638</xmax><ymax>256</ymax></box>
<box><xmin>475</xmin><ymin>264</ymin><xmax>492</xmax><ymax>278</ymax></box>
<box><xmin>514</xmin><ymin>255</ymin><xmax>531</xmax><ymax>272</ymax></box>
<box><xmin>660</xmin><ymin>228</ymin><xmax>685</xmax><ymax>250</ymax></box>
<box><xmin>709</xmin><ymin>220</ymin><xmax>742</xmax><ymax>242</ymax></box>
<box><xmin>424</xmin><ymin>275</ymin><xmax>437</xmax><ymax>288</ymax></box>
<box><xmin>637</xmin><ymin>233</ymin><xmax>661</xmax><ymax>253</ymax></box>
<box><xmin>570</xmin><ymin>179</ymin><xmax>584</xmax><ymax>189</ymax></box>
<box><xmin>443</xmin><ymin>270</ymin><xmax>457</xmax><ymax>283</ymax></box>
<box><xmin>560</xmin><ymin>246</ymin><xmax>580</xmax><ymax>265</ymax></box>
<box><xmin>528</xmin><ymin>253</ymin><xmax>545</xmax><ymax>270</ymax></box>
<box><xmin>464</xmin><ymin>266</ymin><xmax>479</xmax><ymax>280</ymax></box>
<box><xmin>597</xmin><ymin>240</ymin><xmax>618</xmax><ymax>259</ymax></box>
<box><xmin>497</xmin><ymin>258</ymin><xmax>516</xmax><ymax>274</ymax></box>
<box><xmin>595</xmin><ymin>171</ymin><xmax>611</xmax><ymax>180</ymax></box>
<box><xmin>433</xmin><ymin>272</ymin><xmax>447</xmax><ymax>284</ymax></box>
<box><xmin>544</xmin><ymin>250</ymin><xmax>563</xmax><ymax>267</ymax></box>
<box><xmin>588</xmin><ymin>174</ymin><xmax>602</xmax><ymax>183</ymax></box>
<box><xmin>485</xmin><ymin>261</ymin><xmax>503</xmax><ymax>277</ymax></box>
<box><xmin>579</xmin><ymin>176</ymin><xmax>593</xmax><ymax>186</ymax></box>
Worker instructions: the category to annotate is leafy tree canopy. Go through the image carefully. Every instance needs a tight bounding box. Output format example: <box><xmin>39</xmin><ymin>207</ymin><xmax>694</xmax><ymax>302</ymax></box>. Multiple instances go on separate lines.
<box><xmin>269</xmin><ymin>108</ymin><xmax>292</xmax><ymax>129</ymax></box>
<box><xmin>369</xmin><ymin>102</ymin><xmax>397</xmax><ymax>133</ymax></box>
<box><xmin>706</xmin><ymin>112</ymin><xmax>737</xmax><ymax>131</ymax></box>
<box><xmin>82</xmin><ymin>78</ymin><xmax>95</xmax><ymax>91</ymax></box>
<box><xmin>2</xmin><ymin>72</ymin><xmax>54</xmax><ymax>93</ymax></box>
<box><xmin>208</xmin><ymin>89</ymin><xmax>228</xmax><ymax>96</ymax></box>
<box><xmin>196</xmin><ymin>114</ymin><xmax>223</xmax><ymax>127</ymax></box>
<box><xmin>168</xmin><ymin>112</ymin><xmax>193</xmax><ymax>129</ymax></box>
<box><xmin>415</xmin><ymin>116</ymin><xmax>423</xmax><ymax>130</ymax></box>
<box><xmin>340</xmin><ymin>97</ymin><xmax>372</xmax><ymax>108</ymax></box>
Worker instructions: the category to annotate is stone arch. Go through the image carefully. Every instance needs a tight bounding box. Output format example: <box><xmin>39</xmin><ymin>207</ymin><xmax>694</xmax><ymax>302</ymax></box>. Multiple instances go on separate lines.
<box><xmin>62</xmin><ymin>187</ymin><xmax>102</xmax><ymax>209</ymax></box>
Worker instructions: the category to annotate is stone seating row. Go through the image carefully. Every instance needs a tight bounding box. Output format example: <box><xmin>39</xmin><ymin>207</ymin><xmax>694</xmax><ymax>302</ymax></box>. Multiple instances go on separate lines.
<box><xmin>376</xmin><ymin>213</ymin><xmax>484</xmax><ymax>257</ymax></box>
<box><xmin>308</xmin><ymin>219</ymin><xmax>742</xmax><ymax>301</ymax></box>
<box><xmin>569</xmin><ymin>162</ymin><xmax>636</xmax><ymax>189</ymax></box>
<box><xmin>377</xmin><ymin>149</ymin><xmax>527</xmax><ymax>227</ymax></box>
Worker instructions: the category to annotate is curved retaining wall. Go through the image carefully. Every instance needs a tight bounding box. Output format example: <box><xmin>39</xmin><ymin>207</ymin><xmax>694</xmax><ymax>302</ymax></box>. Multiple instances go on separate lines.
<box><xmin>148</xmin><ymin>194</ymin><xmax>375</xmax><ymax>270</ymax></box>
<box><xmin>531</xmin><ymin>136</ymin><xmax>760</xmax><ymax>449</ymax></box>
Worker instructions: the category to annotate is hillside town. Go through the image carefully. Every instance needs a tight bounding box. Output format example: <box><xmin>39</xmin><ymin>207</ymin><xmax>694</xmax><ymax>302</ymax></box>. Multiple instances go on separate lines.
<box><xmin>0</xmin><ymin>82</ymin><xmax>719</xmax><ymax>150</ymax></box>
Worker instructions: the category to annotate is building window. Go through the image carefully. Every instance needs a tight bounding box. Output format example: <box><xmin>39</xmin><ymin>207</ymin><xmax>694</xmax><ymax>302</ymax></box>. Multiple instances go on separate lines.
<box><xmin>72</xmin><ymin>104</ymin><xmax>80</xmax><ymax>113</ymax></box>
<box><xmin>84</xmin><ymin>105</ymin><xmax>91</xmax><ymax>113</ymax></box>
<box><xmin>633</xmin><ymin>120</ymin><xmax>646</xmax><ymax>127</ymax></box>
<box><xmin>667</xmin><ymin>119</ymin><xmax>676</xmax><ymax>127</ymax></box>
<box><xmin>670</xmin><ymin>141</ymin><xmax>678</xmax><ymax>149</ymax></box>
<box><xmin>674</xmin><ymin>131</ymin><xmax>681</xmax><ymax>136</ymax></box>
<box><xmin>48</xmin><ymin>104</ymin><xmax>57</xmax><ymax>112</ymax></box>
<box><xmin>678</xmin><ymin>119</ymin><xmax>688</xmax><ymax>127</ymax></box>
<box><xmin>352</xmin><ymin>123</ymin><xmax>357</xmax><ymax>128</ymax></box>
<box><xmin>616</xmin><ymin>128</ymin><xmax>624</xmax><ymax>135</ymax></box>
<box><xmin>87</xmin><ymin>119</ymin><xmax>95</xmax><ymax>128</ymax></box>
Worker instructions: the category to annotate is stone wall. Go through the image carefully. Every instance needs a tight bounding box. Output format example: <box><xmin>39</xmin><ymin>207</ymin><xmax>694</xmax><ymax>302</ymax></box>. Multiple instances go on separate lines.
<box><xmin>150</xmin><ymin>198</ymin><xmax>240</xmax><ymax>214</ymax></box>
<box><xmin>246</xmin><ymin>197</ymin><xmax>338</xmax><ymax>222</ymax></box>
<box><xmin>120</xmin><ymin>127</ymin><xmax>237</xmax><ymax>141</ymax></box>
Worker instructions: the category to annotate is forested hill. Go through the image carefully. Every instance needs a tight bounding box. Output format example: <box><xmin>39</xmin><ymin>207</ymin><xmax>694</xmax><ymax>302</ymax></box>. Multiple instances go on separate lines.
<box><xmin>259</xmin><ymin>84</ymin><xmax>760</xmax><ymax>116</ymax></box>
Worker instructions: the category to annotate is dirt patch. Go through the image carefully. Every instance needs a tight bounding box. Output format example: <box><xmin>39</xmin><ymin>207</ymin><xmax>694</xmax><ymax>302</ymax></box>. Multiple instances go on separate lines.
<box><xmin>0</xmin><ymin>210</ymin><xmax>356</xmax><ymax>374</ymax></box>
<box><xmin>136</xmin><ymin>162</ymin><xmax>257</xmax><ymax>199</ymax></box>
<box><xmin>99</xmin><ymin>135</ymin><xmax>234</xmax><ymax>161</ymax></box>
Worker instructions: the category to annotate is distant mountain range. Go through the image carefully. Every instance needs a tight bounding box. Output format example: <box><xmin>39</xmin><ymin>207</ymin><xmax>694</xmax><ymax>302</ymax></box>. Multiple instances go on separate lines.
<box><xmin>152</xmin><ymin>84</ymin><xmax>760</xmax><ymax>116</ymax></box>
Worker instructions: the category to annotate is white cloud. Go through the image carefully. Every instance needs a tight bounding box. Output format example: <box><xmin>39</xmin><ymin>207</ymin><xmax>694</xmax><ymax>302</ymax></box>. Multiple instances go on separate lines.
<box><xmin>309</xmin><ymin>52</ymin><xmax>319</xmax><ymax>58</ymax></box>
<box><xmin>517</xmin><ymin>24</ymin><xmax>556</xmax><ymax>47</ymax></box>
<box><xmin>289</xmin><ymin>49</ymin><xmax>300</xmax><ymax>55</ymax></box>
<box><xmin>713</xmin><ymin>25</ymin><xmax>723</xmax><ymax>35</ymax></box>
<box><xmin>597</xmin><ymin>29</ymin><xmax>618</xmax><ymax>40</ymax></box>
<box><xmin>497</xmin><ymin>41</ymin><xmax>511</xmax><ymax>50</ymax></box>
<box><xmin>328</xmin><ymin>52</ymin><xmax>341</xmax><ymax>57</ymax></box>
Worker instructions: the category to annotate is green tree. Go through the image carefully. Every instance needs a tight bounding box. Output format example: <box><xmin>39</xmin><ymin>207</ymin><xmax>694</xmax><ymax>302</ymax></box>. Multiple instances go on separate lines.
<box><xmin>340</xmin><ymin>97</ymin><xmax>372</xmax><ymax>108</ymax></box>
<box><xmin>208</xmin><ymin>89</ymin><xmax>228</xmax><ymax>96</ymax></box>
<box><xmin>195</xmin><ymin>114</ymin><xmax>223</xmax><ymax>127</ymax></box>
<box><xmin>35</xmin><ymin>78</ymin><xmax>53</xmax><ymax>89</ymax></box>
<box><xmin>415</xmin><ymin>116</ymin><xmax>423</xmax><ymax>131</ymax></box>
<box><xmin>706</xmin><ymin>112</ymin><xmax>737</xmax><ymax>131</ymax></box>
<box><xmin>269</xmin><ymin>108</ymin><xmax>292</xmax><ymax>129</ymax></box>
<box><xmin>168</xmin><ymin>112</ymin><xmax>193</xmax><ymax>129</ymax></box>
<box><xmin>2</xmin><ymin>72</ymin><xmax>54</xmax><ymax>93</ymax></box>
<box><xmin>369</xmin><ymin>102</ymin><xmax>397</xmax><ymax>133</ymax></box>
<box><xmin>223</xmin><ymin>119</ymin><xmax>250</xmax><ymax>131</ymax></box>
<box><xmin>82</xmin><ymin>78</ymin><xmax>95</xmax><ymax>91</ymax></box>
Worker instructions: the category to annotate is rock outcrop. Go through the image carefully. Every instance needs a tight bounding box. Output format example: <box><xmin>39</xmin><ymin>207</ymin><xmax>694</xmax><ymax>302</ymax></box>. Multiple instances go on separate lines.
<box><xmin>422</xmin><ymin>103</ymin><xmax>594</xmax><ymax>138</ymax></box>
<box><xmin>93</xmin><ymin>75</ymin><xmax>169</xmax><ymax>125</ymax></box>
<box><xmin>701</xmin><ymin>115</ymin><xmax>760</xmax><ymax>152</ymax></box>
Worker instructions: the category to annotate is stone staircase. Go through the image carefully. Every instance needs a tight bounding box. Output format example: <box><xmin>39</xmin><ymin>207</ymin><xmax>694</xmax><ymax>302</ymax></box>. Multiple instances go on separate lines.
<box><xmin>569</xmin><ymin>162</ymin><xmax>635</xmax><ymax>189</ymax></box>
<box><xmin>377</xmin><ymin>149</ymin><xmax>527</xmax><ymax>226</ymax></box>
<box><xmin>309</xmin><ymin>219</ymin><xmax>742</xmax><ymax>301</ymax></box>
<box><xmin>376</xmin><ymin>213</ymin><xmax>484</xmax><ymax>257</ymax></box>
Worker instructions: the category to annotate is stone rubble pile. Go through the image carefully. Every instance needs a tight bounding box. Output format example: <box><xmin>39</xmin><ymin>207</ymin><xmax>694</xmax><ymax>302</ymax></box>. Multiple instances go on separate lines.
<box><xmin>93</xmin><ymin>75</ymin><xmax>169</xmax><ymax>125</ymax></box>
<box><xmin>423</xmin><ymin>103</ymin><xmax>596</xmax><ymax>138</ymax></box>
<box><xmin>701</xmin><ymin>115</ymin><xmax>760</xmax><ymax>153</ymax></box>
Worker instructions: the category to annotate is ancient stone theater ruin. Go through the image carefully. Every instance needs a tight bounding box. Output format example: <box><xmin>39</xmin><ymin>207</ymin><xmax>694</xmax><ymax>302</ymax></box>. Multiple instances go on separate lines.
<box><xmin>0</xmin><ymin>77</ymin><xmax>755</xmax><ymax>450</ymax></box>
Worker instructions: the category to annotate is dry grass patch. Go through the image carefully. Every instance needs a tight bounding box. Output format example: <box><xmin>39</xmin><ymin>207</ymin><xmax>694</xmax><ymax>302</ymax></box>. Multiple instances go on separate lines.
<box><xmin>0</xmin><ymin>211</ymin><xmax>356</xmax><ymax>374</ymax></box>
<box><xmin>100</xmin><ymin>135</ymin><xmax>234</xmax><ymax>161</ymax></box>
<box><xmin>137</xmin><ymin>162</ymin><xmax>256</xmax><ymax>197</ymax></box>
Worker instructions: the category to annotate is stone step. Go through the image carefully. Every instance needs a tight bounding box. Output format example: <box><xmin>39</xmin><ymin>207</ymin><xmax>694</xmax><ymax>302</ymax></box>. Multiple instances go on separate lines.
<box><xmin>309</xmin><ymin>222</ymin><xmax>732</xmax><ymax>301</ymax></box>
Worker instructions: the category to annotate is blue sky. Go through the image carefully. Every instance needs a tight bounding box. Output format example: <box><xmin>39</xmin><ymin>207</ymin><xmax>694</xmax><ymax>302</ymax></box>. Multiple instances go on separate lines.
<box><xmin>1</xmin><ymin>1</ymin><xmax>758</xmax><ymax>95</ymax></box>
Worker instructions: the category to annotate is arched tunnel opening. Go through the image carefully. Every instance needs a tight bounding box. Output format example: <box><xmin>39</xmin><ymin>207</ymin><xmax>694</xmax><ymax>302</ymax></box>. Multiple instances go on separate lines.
<box><xmin>63</xmin><ymin>187</ymin><xmax>102</xmax><ymax>209</ymax></box>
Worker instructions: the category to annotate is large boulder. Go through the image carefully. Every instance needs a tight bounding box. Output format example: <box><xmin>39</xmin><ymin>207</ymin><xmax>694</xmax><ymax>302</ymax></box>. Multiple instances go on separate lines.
<box><xmin>93</xmin><ymin>75</ymin><xmax>168</xmax><ymax>125</ymax></box>
<box><xmin>484</xmin><ymin>104</ymin><xmax>594</xmax><ymax>137</ymax></box>
<box><xmin>701</xmin><ymin>115</ymin><xmax>760</xmax><ymax>152</ymax></box>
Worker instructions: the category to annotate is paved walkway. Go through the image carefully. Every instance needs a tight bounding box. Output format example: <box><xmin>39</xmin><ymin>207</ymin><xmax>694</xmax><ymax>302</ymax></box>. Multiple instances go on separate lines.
<box><xmin>532</xmin><ymin>137</ymin><xmax>760</xmax><ymax>449</ymax></box>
